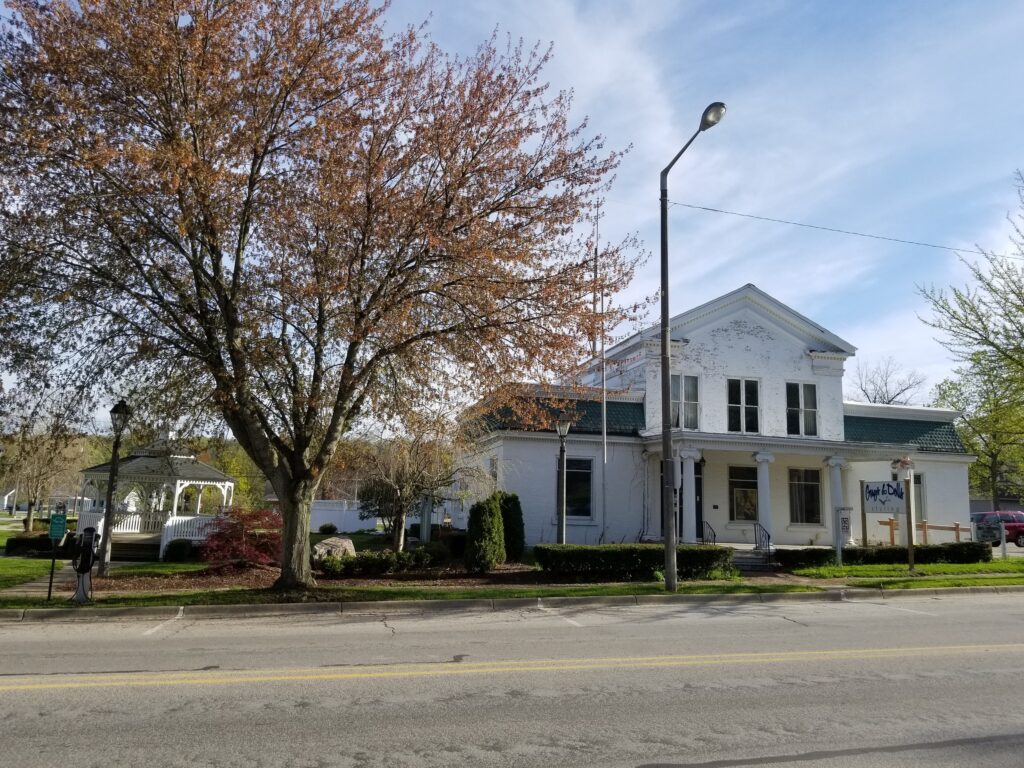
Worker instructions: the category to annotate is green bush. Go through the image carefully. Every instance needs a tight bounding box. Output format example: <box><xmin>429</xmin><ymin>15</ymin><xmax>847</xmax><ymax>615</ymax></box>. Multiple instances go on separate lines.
<box><xmin>418</xmin><ymin>540</ymin><xmax>450</xmax><ymax>566</ymax></box>
<box><xmin>316</xmin><ymin>545</ymin><xmax>446</xmax><ymax>578</ymax></box>
<box><xmin>774</xmin><ymin>548</ymin><xmax>837</xmax><ymax>569</ymax></box>
<box><xmin>162</xmin><ymin>538</ymin><xmax>196</xmax><ymax>563</ymax></box>
<box><xmin>495</xmin><ymin>491</ymin><xmax>525</xmax><ymax>562</ymax></box>
<box><xmin>533</xmin><ymin>543</ymin><xmax>734</xmax><ymax>581</ymax></box>
<box><xmin>318</xmin><ymin>523</ymin><xmax>338</xmax><ymax>535</ymax></box>
<box><xmin>440</xmin><ymin>529</ymin><xmax>467</xmax><ymax>559</ymax></box>
<box><xmin>464</xmin><ymin>497</ymin><xmax>505</xmax><ymax>574</ymax></box>
<box><xmin>775</xmin><ymin>542</ymin><xmax>992</xmax><ymax>570</ymax></box>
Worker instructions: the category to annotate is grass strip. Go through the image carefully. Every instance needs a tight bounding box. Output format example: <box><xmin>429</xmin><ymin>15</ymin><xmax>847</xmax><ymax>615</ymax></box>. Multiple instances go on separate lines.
<box><xmin>0</xmin><ymin>581</ymin><xmax>820</xmax><ymax>610</ymax></box>
<box><xmin>849</xmin><ymin>575</ymin><xmax>1024</xmax><ymax>590</ymax></box>
<box><xmin>794</xmin><ymin>561</ymin><xmax>1024</xmax><ymax>579</ymax></box>
<box><xmin>0</xmin><ymin>557</ymin><xmax>60</xmax><ymax>590</ymax></box>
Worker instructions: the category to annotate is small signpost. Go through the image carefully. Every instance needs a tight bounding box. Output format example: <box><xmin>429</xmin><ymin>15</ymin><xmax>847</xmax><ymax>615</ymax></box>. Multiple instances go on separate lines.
<box><xmin>47</xmin><ymin>505</ymin><xmax>67</xmax><ymax>601</ymax></box>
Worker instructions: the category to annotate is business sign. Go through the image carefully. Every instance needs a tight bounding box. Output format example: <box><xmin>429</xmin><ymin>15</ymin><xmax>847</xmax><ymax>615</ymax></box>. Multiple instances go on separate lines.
<box><xmin>48</xmin><ymin>513</ymin><xmax>67</xmax><ymax>541</ymax></box>
<box><xmin>862</xmin><ymin>481</ymin><xmax>906</xmax><ymax>515</ymax></box>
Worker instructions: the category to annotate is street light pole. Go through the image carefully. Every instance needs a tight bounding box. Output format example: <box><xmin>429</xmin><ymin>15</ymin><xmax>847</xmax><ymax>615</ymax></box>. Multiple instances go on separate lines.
<box><xmin>97</xmin><ymin>399</ymin><xmax>132</xmax><ymax>577</ymax></box>
<box><xmin>660</xmin><ymin>102</ymin><xmax>726</xmax><ymax>592</ymax></box>
<box><xmin>555</xmin><ymin>412</ymin><xmax>572</xmax><ymax>545</ymax></box>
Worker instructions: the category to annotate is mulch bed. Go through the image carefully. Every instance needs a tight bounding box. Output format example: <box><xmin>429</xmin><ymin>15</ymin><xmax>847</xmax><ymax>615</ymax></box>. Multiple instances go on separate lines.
<box><xmin>88</xmin><ymin>561</ymin><xmax>554</xmax><ymax>593</ymax></box>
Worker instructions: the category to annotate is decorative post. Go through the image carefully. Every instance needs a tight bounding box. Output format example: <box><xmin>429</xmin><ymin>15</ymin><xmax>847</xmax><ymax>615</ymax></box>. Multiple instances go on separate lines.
<box><xmin>98</xmin><ymin>399</ymin><xmax>131</xmax><ymax>577</ymax></box>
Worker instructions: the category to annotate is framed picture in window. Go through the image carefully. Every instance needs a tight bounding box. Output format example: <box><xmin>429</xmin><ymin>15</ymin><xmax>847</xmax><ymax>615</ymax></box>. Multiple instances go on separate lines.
<box><xmin>733</xmin><ymin>488</ymin><xmax>758</xmax><ymax>521</ymax></box>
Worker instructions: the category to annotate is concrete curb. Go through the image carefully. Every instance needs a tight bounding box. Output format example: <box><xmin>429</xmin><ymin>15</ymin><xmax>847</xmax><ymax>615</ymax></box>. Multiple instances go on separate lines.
<box><xmin>2</xmin><ymin>585</ymin><xmax>1022</xmax><ymax>623</ymax></box>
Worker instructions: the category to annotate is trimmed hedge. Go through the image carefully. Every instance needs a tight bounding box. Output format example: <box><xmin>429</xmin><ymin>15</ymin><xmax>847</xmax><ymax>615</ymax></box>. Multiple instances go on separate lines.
<box><xmin>533</xmin><ymin>543</ymin><xmax>734</xmax><ymax>581</ymax></box>
<box><xmin>496</xmin><ymin>492</ymin><xmax>525</xmax><ymax>563</ymax></box>
<box><xmin>317</xmin><ymin>547</ymin><xmax>437</xmax><ymax>578</ymax></box>
<box><xmin>4</xmin><ymin>535</ymin><xmax>76</xmax><ymax>558</ymax></box>
<box><xmin>464</xmin><ymin>496</ymin><xmax>505</xmax><ymax>574</ymax></box>
<box><xmin>774</xmin><ymin>541</ymin><xmax>992</xmax><ymax>570</ymax></box>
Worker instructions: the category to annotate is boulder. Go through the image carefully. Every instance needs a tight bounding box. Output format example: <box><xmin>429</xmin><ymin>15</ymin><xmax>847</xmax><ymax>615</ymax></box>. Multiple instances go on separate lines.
<box><xmin>312</xmin><ymin>536</ymin><xmax>356</xmax><ymax>561</ymax></box>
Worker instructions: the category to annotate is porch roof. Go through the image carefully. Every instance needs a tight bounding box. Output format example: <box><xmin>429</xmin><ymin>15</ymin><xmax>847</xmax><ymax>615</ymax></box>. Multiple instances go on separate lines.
<box><xmin>843</xmin><ymin>415</ymin><xmax>966</xmax><ymax>453</ymax></box>
<box><xmin>481</xmin><ymin>398</ymin><xmax>646</xmax><ymax>436</ymax></box>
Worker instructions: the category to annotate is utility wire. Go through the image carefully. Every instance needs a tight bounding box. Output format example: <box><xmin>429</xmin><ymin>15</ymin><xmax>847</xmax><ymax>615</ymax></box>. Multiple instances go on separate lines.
<box><xmin>667</xmin><ymin>200</ymin><xmax>1016</xmax><ymax>260</ymax></box>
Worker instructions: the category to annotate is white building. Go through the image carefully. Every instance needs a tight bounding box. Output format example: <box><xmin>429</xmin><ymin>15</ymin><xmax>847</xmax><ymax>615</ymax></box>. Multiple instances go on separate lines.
<box><xmin>472</xmin><ymin>284</ymin><xmax>972</xmax><ymax>548</ymax></box>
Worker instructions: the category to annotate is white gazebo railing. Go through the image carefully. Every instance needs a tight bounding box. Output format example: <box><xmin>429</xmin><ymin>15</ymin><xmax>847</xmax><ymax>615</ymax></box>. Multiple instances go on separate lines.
<box><xmin>159</xmin><ymin>515</ymin><xmax>218</xmax><ymax>559</ymax></box>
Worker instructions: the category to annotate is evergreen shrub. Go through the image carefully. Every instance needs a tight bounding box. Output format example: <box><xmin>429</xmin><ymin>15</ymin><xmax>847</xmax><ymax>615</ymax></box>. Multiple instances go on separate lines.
<box><xmin>464</xmin><ymin>496</ymin><xmax>505</xmax><ymax>573</ymax></box>
<box><xmin>533</xmin><ymin>543</ymin><xmax>733</xmax><ymax>581</ymax></box>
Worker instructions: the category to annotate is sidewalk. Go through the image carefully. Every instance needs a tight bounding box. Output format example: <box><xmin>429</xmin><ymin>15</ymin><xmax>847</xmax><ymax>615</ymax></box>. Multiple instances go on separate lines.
<box><xmin>1</xmin><ymin>562</ymin><xmax>78</xmax><ymax>598</ymax></box>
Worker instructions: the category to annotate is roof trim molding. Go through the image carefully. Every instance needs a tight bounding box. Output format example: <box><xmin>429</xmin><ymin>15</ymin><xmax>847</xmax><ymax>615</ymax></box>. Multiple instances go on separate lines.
<box><xmin>843</xmin><ymin>401</ymin><xmax>959</xmax><ymax>423</ymax></box>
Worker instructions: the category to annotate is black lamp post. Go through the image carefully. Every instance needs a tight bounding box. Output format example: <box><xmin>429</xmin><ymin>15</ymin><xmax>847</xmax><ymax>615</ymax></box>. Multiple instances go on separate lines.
<box><xmin>555</xmin><ymin>412</ymin><xmax>572</xmax><ymax>545</ymax></box>
<box><xmin>660</xmin><ymin>102</ymin><xmax>726</xmax><ymax>592</ymax></box>
<box><xmin>97</xmin><ymin>398</ymin><xmax>132</xmax><ymax>577</ymax></box>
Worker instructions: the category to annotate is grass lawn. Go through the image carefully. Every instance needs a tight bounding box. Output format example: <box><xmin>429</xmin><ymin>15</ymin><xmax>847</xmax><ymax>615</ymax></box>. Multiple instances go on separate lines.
<box><xmin>794</xmin><ymin>561</ymin><xmax>1024</xmax><ymax>579</ymax></box>
<box><xmin>309</xmin><ymin>530</ymin><xmax>392</xmax><ymax>551</ymax></box>
<box><xmin>0</xmin><ymin>580</ymin><xmax>820</xmax><ymax>610</ymax></box>
<box><xmin>0</xmin><ymin>557</ymin><xmax>60</xmax><ymax>590</ymax></box>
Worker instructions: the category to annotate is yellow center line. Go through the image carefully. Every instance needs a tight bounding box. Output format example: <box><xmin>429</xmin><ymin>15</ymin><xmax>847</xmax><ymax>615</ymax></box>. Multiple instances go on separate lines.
<box><xmin>2</xmin><ymin>643</ymin><xmax>1018</xmax><ymax>693</ymax></box>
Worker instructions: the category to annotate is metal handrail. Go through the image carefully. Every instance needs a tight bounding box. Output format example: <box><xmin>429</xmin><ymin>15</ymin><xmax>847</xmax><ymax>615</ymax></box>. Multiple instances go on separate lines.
<box><xmin>701</xmin><ymin>520</ymin><xmax>716</xmax><ymax>545</ymax></box>
<box><xmin>752</xmin><ymin>522</ymin><xmax>772</xmax><ymax>567</ymax></box>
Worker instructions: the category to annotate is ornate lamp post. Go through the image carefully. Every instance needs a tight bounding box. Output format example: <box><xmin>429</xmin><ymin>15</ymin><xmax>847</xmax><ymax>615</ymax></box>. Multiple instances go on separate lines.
<box><xmin>660</xmin><ymin>102</ymin><xmax>726</xmax><ymax>592</ymax></box>
<box><xmin>97</xmin><ymin>398</ymin><xmax>132</xmax><ymax>577</ymax></box>
<box><xmin>555</xmin><ymin>412</ymin><xmax>572</xmax><ymax>545</ymax></box>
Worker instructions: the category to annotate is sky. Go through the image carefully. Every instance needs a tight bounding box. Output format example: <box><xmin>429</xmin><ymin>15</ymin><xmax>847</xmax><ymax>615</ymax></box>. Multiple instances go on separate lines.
<box><xmin>387</xmin><ymin>0</ymin><xmax>1024</xmax><ymax>400</ymax></box>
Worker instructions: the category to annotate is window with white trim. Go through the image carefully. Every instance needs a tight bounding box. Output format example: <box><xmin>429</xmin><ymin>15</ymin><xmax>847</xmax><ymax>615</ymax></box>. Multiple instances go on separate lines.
<box><xmin>786</xmin><ymin>383</ymin><xmax>818</xmax><ymax>437</ymax></box>
<box><xmin>727</xmin><ymin>378</ymin><xmax>759</xmax><ymax>433</ymax></box>
<box><xmin>557</xmin><ymin>458</ymin><xmax>593</xmax><ymax>518</ymax></box>
<box><xmin>788</xmin><ymin>468</ymin><xmax>822</xmax><ymax>524</ymax></box>
<box><xmin>671</xmin><ymin>374</ymin><xmax>700</xmax><ymax>430</ymax></box>
<box><xmin>728</xmin><ymin>466</ymin><xmax>758</xmax><ymax>521</ymax></box>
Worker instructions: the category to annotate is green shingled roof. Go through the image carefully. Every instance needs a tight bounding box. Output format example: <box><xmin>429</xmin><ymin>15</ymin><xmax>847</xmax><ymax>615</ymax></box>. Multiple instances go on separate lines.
<box><xmin>843</xmin><ymin>415</ymin><xmax>966</xmax><ymax>453</ymax></box>
<box><xmin>482</xmin><ymin>399</ymin><xmax>646</xmax><ymax>436</ymax></box>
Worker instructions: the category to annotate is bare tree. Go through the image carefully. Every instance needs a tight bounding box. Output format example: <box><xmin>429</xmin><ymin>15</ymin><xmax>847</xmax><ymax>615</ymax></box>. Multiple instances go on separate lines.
<box><xmin>0</xmin><ymin>1</ymin><xmax>641</xmax><ymax>587</ymax></box>
<box><xmin>847</xmin><ymin>357</ymin><xmax>927</xmax><ymax>405</ymax></box>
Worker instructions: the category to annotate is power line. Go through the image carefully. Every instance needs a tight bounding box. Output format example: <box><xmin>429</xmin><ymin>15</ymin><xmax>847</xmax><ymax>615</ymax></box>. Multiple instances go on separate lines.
<box><xmin>667</xmin><ymin>200</ymin><xmax>1017</xmax><ymax>260</ymax></box>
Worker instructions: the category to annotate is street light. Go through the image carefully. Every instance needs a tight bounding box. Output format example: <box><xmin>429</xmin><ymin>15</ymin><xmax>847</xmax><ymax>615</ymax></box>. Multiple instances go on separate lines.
<box><xmin>97</xmin><ymin>398</ymin><xmax>132</xmax><ymax>577</ymax></box>
<box><xmin>660</xmin><ymin>101</ymin><xmax>726</xmax><ymax>592</ymax></box>
<box><xmin>555</xmin><ymin>412</ymin><xmax>572</xmax><ymax>545</ymax></box>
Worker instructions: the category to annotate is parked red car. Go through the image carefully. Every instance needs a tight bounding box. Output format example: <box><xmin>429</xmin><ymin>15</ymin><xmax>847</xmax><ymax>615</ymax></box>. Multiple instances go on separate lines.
<box><xmin>974</xmin><ymin>511</ymin><xmax>1024</xmax><ymax>547</ymax></box>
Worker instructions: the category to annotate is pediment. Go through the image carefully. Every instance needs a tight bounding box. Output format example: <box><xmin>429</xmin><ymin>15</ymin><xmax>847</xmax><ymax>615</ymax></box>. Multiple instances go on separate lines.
<box><xmin>669</xmin><ymin>284</ymin><xmax>855</xmax><ymax>356</ymax></box>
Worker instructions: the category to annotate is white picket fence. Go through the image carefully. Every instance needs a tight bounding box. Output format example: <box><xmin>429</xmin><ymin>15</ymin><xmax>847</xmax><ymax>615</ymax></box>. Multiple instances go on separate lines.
<box><xmin>159</xmin><ymin>515</ymin><xmax>218</xmax><ymax>559</ymax></box>
<box><xmin>310</xmin><ymin>499</ymin><xmax>378</xmax><ymax>532</ymax></box>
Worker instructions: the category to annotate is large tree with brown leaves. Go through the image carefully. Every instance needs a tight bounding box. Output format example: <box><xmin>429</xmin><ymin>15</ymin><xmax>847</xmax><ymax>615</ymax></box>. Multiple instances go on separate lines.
<box><xmin>0</xmin><ymin>1</ymin><xmax>640</xmax><ymax>587</ymax></box>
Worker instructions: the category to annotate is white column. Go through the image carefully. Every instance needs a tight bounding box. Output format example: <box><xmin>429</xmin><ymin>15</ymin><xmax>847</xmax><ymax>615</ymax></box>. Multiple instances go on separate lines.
<box><xmin>753</xmin><ymin>452</ymin><xmax>775</xmax><ymax>541</ymax></box>
<box><xmin>826</xmin><ymin>457</ymin><xmax>848</xmax><ymax>552</ymax></box>
<box><xmin>679</xmin><ymin>448</ymin><xmax>701</xmax><ymax>544</ymax></box>
<box><xmin>195</xmin><ymin>486</ymin><xmax>202</xmax><ymax>515</ymax></box>
<box><xmin>171</xmin><ymin>481</ymin><xmax>182</xmax><ymax>518</ymax></box>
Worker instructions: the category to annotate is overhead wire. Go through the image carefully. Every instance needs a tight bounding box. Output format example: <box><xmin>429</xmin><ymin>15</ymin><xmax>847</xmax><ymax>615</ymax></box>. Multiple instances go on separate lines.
<box><xmin>666</xmin><ymin>200</ymin><xmax>1019</xmax><ymax>261</ymax></box>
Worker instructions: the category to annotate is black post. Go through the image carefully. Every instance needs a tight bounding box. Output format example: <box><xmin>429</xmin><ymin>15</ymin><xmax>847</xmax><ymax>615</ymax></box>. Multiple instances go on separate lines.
<box><xmin>556</xmin><ymin>435</ymin><xmax>567</xmax><ymax>544</ymax></box>
<box><xmin>97</xmin><ymin>429</ymin><xmax>122</xmax><ymax>577</ymax></box>
<box><xmin>47</xmin><ymin>537</ymin><xmax>57</xmax><ymax>601</ymax></box>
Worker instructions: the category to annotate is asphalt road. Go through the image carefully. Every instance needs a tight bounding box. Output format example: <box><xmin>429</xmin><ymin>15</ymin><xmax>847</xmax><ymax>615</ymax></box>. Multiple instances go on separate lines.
<box><xmin>2</xmin><ymin>594</ymin><xmax>1023</xmax><ymax>767</ymax></box>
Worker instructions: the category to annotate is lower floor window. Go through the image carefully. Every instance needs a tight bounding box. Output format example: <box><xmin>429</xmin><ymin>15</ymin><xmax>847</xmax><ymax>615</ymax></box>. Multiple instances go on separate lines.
<box><xmin>563</xmin><ymin>458</ymin><xmax>592</xmax><ymax>518</ymax></box>
<box><xmin>729</xmin><ymin>466</ymin><xmax>758</xmax><ymax>521</ymax></box>
<box><xmin>789</xmin><ymin>468</ymin><xmax>821</xmax><ymax>524</ymax></box>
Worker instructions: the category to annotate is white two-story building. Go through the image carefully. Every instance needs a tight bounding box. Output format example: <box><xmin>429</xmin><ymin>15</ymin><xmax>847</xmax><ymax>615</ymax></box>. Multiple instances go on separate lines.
<box><xmin>473</xmin><ymin>284</ymin><xmax>972</xmax><ymax>548</ymax></box>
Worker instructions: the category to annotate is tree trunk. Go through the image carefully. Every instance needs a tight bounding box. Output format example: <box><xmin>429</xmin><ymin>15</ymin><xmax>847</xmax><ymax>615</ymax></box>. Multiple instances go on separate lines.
<box><xmin>991</xmin><ymin>458</ymin><xmax>1000</xmax><ymax>511</ymax></box>
<box><xmin>274</xmin><ymin>483</ymin><xmax>316</xmax><ymax>590</ymax></box>
<box><xmin>23</xmin><ymin>500</ymin><xmax>35</xmax><ymax>533</ymax></box>
<box><xmin>392</xmin><ymin>510</ymin><xmax>406</xmax><ymax>552</ymax></box>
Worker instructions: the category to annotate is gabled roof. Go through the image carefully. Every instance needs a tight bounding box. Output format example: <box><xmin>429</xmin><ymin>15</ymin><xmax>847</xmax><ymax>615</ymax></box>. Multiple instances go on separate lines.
<box><xmin>604</xmin><ymin>283</ymin><xmax>856</xmax><ymax>361</ymax></box>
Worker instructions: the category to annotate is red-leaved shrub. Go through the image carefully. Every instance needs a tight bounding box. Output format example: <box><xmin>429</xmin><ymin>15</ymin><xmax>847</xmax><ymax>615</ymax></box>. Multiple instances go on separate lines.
<box><xmin>200</xmin><ymin>508</ymin><xmax>283</xmax><ymax>566</ymax></box>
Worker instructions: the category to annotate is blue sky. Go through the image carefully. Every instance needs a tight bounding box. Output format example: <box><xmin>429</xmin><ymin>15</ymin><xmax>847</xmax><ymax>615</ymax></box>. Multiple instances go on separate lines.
<box><xmin>388</xmin><ymin>0</ymin><xmax>1024</xmax><ymax>398</ymax></box>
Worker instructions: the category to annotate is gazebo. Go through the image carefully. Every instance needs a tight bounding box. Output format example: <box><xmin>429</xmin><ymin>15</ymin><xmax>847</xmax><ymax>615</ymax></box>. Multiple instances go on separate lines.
<box><xmin>79</xmin><ymin>437</ymin><xmax>235</xmax><ymax>535</ymax></box>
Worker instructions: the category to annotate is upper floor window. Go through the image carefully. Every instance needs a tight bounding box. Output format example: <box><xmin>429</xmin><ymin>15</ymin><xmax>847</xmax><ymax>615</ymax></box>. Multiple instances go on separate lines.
<box><xmin>786</xmin><ymin>383</ymin><xmax>818</xmax><ymax>437</ymax></box>
<box><xmin>671</xmin><ymin>374</ymin><xmax>699</xmax><ymax>430</ymax></box>
<box><xmin>727</xmin><ymin>378</ymin><xmax>759</xmax><ymax>433</ymax></box>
